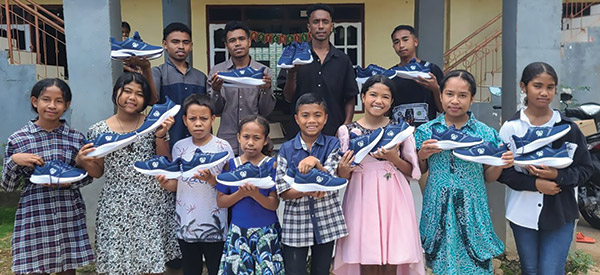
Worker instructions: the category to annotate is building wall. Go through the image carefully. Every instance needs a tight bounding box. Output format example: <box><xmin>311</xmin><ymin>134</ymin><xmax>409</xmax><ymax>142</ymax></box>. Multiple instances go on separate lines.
<box><xmin>446</xmin><ymin>0</ymin><xmax>502</xmax><ymax>50</ymax></box>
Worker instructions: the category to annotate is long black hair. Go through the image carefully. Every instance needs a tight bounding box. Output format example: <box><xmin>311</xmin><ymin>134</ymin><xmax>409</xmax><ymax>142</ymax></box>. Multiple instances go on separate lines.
<box><xmin>30</xmin><ymin>78</ymin><xmax>72</xmax><ymax>113</ymax></box>
<box><xmin>238</xmin><ymin>115</ymin><xmax>273</xmax><ymax>157</ymax></box>
<box><xmin>112</xmin><ymin>72</ymin><xmax>152</xmax><ymax>112</ymax></box>
<box><xmin>520</xmin><ymin>62</ymin><xmax>558</xmax><ymax>106</ymax></box>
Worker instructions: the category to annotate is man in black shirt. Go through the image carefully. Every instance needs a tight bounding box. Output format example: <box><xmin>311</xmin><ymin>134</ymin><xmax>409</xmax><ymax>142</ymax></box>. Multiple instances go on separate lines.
<box><xmin>390</xmin><ymin>25</ymin><xmax>444</xmax><ymax>126</ymax></box>
<box><xmin>278</xmin><ymin>3</ymin><xmax>358</xmax><ymax>136</ymax></box>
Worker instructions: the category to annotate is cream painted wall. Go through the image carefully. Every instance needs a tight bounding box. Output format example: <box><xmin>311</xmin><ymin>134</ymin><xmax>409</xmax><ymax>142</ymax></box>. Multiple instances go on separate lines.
<box><xmin>191</xmin><ymin>0</ymin><xmax>415</xmax><ymax>72</ymax></box>
<box><xmin>446</xmin><ymin>0</ymin><xmax>501</xmax><ymax>49</ymax></box>
<box><xmin>121</xmin><ymin>0</ymin><xmax>164</xmax><ymax>68</ymax></box>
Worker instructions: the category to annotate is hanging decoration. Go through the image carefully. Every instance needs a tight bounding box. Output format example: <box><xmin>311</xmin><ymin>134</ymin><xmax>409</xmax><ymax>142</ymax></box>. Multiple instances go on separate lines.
<box><xmin>249</xmin><ymin>30</ymin><xmax>312</xmax><ymax>45</ymax></box>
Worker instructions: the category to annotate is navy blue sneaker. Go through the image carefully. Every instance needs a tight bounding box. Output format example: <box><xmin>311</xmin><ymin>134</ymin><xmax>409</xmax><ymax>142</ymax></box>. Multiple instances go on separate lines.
<box><xmin>371</xmin><ymin>120</ymin><xmax>414</xmax><ymax>152</ymax></box>
<box><xmin>134</xmin><ymin>156</ymin><xmax>182</xmax><ymax>179</ymax></box>
<box><xmin>180</xmin><ymin>149</ymin><xmax>230</xmax><ymax>178</ymax></box>
<box><xmin>392</xmin><ymin>58</ymin><xmax>431</xmax><ymax>80</ymax></box>
<box><xmin>514</xmin><ymin>143</ymin><xmax>573</xmax><ymax>169</ymax></box>
<box><xmin>277</xmin><ymin>42</ymin><xmax>297</xmax><ymax>69</ymax></box>
<box><xmin>452</xmin><ymin>142</ymin><xmax>508</xmax><ymax>166</ymax></box>
<box><xmin>431</xmin><ymin>126</ymin><xmax>483</xmax><ymax>150</ymax></box>
<box><xmin>216</xmin><ymin>162</ymin><xmax>275</xmax><ymax>189</ymax></box>
<box><xmin>511</xmin><ymin>124</ymin><xmax>571</xmax><ymax>154</ymax></box>
<box><xmin>292</xmin><ymin>42</ymin><xmax>313</xmax><ymax>65</ymax></box>
<box><xmin>283</xmin><ymin>167</ymin><xmax>296</xmax><ymax>184</ymax></box>
<box><xmin>110</xmin><ymin>31</ymin><xmax>163</xmax><ymax>60</ymax></box>
<box><xmin>346</xmin><ymin>128</ymin><xmax>384</xmax><ymax>165</ymax></box>
<box><xmin>30</xmin><ymin>160</ymin><xmax>88</xmax><ymax>185</ymax></box>
<box><xmin>218</xmin><ymin>66</ymin><xmax>266</xmax><ymax>88</ymax></box>
<box><xmin>291</xmin><ymin>168</ymin><xmax>347</xmax><ymax>192</ymax></box>
<box><xmin>356</xmin><ymin>64</ymin><xmax>397</xmax><ymax>84</ymax></box>
<box><xmin>136</xmin><ymin>96</ymin><xmax>181</xmax><ymax>136</ymax></box>
<box><xmin>87</xmin><ymin>132</ymin><xmax>137</xmax><ymax>157</ymax></box>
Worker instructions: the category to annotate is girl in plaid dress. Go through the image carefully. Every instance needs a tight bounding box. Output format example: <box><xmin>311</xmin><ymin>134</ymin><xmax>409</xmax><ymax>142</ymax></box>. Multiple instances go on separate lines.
<box><xmin>1</xmin><ymin>78</ymin><xmax>96</xmax><ymax>274</ymax></box>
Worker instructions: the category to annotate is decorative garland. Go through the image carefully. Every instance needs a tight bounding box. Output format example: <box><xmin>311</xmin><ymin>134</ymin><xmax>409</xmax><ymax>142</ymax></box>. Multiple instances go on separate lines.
<box><xmin>250</xmin><ymin>30</ymin><xmax>312</xmax><ymax>45</ymax></box>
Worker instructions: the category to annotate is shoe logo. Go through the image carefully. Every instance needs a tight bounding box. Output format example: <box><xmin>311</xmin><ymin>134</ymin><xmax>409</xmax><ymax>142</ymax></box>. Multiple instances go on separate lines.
<box><xmin>50</xmin><ymin>168</ymin><xmax>57</xmax><ymax>175</ymax></box>
<box><xmin>451</xmin><ymin>133</ymin><xmax>458</xmax><ymax>140</ymax></box>
<box><xmin>240</xmin><ymin>71</ymin><xmax>245</xmax><ymax>75</ymax></box>
<box><xmin>387</xmin><ymin>131</ymin><xmax>394</xmax><ymax>137</ymax></box>
<box><xmin>410</xmin><ymin>65</ymin><xmax>416</xmax><ymax>70</ymax></box>
<box><xmin>132</xmin><ymin>42</ymin><xmax>139</xmax><ymax>48</ymax></box>
<box><xmin>153</xmin><ymin>110</ymin><xmax>161</xmax><ymax>117</ymax></box>
<box><xmin>199</xmin><ymin>157</ymin><xmax>206</xmax><ymax>163</ymax></box>
<box><xmin>105</xmin><ymin>136</ymin><xmax>113</xmax><ymax>141</ymax></box>
<box><xmin>152</xmin><ymin>162</ymin><xmax>159</xmax><ymax>168</ymax></box>
<box><xmin>239</xmin><ymin>171</ymin><xmax>247</xmax><ymax>178</ymax></box>
<box><xmin>536</xmin><ymin>151</ymin><xmax>544</xmax><ymax>157</ymax></box>
<box><xmin>371</xmin><ymin>71</ymin><xmax>377</xmax><ymax>76</ymax></box>
<box><xmin>316</xmin><ymin>176</ymin><xmax>323</xmax><ymax>183</ymax></box>
<box><xmin>535</xmin><ymin>130</ymin><xmax>543</xmax><ymax>137</ymax></box>
<box><xmin>477</xmin><ymin>148</ymin><xmax>485</xmax><ymax>154</ymax></box>
<box><xmin>357</xmin><ymin>141</ymin><xmax>364</xmax><ymax>147</ymax></box>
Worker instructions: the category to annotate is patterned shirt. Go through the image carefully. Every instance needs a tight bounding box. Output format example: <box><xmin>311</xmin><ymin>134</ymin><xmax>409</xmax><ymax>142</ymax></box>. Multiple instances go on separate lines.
<box><xmin>1</xmin><ymin>121</ymin><xmax>94</xmax><ymax>274</ymax></box>
<box><xmin>275</xmin><ymin>133</ymin><xmax>347</xmax><ymax>247</ymax></box>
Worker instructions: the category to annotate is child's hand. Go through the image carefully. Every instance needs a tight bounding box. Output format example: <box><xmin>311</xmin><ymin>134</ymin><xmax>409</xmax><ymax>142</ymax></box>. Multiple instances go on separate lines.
<box><xmin>527</xmin><ymin>165</ymin><xmax>558</xmax><ymax>180</ymax></box>
<box><xmin>210</xmin><ymin>73</ymin><xmax>224</xmax><ymax>92</ymax></box>
<box><xmin>156</xmin><ymin>175</ymin><xmax>177</xmax><ymax>191</ymax></box>
<box><xmin>258</xmin><ymin>73</ymin><xmax>272</xmax><ymax>90</ymax></box>
<box><xmin>305</xmin><ymin>191</ymin><xmax>326</xmax><ymax>199</ymax></box>
<box><xmin>194</xmin><ymin>169</ymin><xmax>217</xmax><ymax>186</ymax></box>
<box><xmin>337</xmin><ymin>150</ymin><xmax>355</xmax><ymax>179</ymax></box>
<box><xmin>417</xmin><ymin>139</ymin><xmax>442</xmax><ymax>161</ymax></box>
<box><xmin>11</xmin><ymin>153</ymin><xmax>44</xmax><ymax>167</ymax></box>
<box><xmin>76</xmin><ymin>143</ymin><xmax>100</xmax><ymax>164</ymax></box>
<box><xmin>535</xmin><ymin>178</ymin><xmax>561</xmax><ymax>195</ymax></box>
<box><xmin>123</xmin><ymin>56</ymin><xmax>151</xmax><ymax>73</ymax></box>
<box><xmin>298</xmin><ymin>156</ymin><xmax>320</xmax><ymax>174</ymax></box>
<box><xmin>155</xmin><ymin>116</ymin><xmax>175</xmax><ymax>138</ymax></box>
<box><xmin>499</xmin><ymin>150</ymin><xmax>514</xmax><ymax>168</ymax></box>
<box><xmin>370</xmin><ymin>142</ymin><xmax>401</xmax><ymax>161</ymax></box>
<box><xmin>237</xmin><ymin>183</ymin><xmax>260</xmax><ymax>197</ymax></box>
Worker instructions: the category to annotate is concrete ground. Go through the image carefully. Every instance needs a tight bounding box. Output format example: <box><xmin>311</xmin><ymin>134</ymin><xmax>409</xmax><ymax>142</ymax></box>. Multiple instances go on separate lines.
<box><xmin>576</xmin><ymin>217</ymin><xmax>600</xmax><ymax>273</ymax></box>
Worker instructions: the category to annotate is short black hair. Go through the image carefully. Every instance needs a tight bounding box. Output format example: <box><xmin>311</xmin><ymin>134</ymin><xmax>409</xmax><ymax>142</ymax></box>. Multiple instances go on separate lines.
<box><xmin>182</xmin><ymin>94</ymin><xmax>215</xmax><ymax>116</ymax></box>
<box><xmin>163</xmin><ymin>22</ymin><xmax>192</xmax><ymax>41</ymax></box>
<box><xmin>112</xmin><ymin>72</ymin><xmax>153</xmax><ymax>112</ymax></box>
<box><xmin>440</xmin><ymin>70</ymin><xmax>477</xmax><ymax>97</ymax></box>
<box><xmin>224</xmin><ymin>21</ymin><xmax>250</xmax><ymax>40</ymax></box>
<box><xmin>121</xmin><ymin>21</ymin><xmax>131</xmax><ymax>32</ymax></box>
<box><xmin>520</xmin><ymin>62</ymin><xmax>558</xmax><ymax>106</ymax></box>
<box><xmin>239</xmin><ymin>115</ymin><xmax>273</xmax><ymax>156</ymax></box>
<box><xmin>306</xmin><ymin>3</ymin><xmax>334</xmax><ymax>19</ymax></box>
<box><xmin>391</xmin><ymin>25</ymin><xmax>417</xmax><ymax>39</ymax></box>
<box><xmin>295</xmin><ymin>93</ymin><xmax>328</xmax><ymax>114</ymax></box>
<box><xmin>30</xmin><ymin>78</ymin><xmax>72</xmax><ymax>113</ymax></box>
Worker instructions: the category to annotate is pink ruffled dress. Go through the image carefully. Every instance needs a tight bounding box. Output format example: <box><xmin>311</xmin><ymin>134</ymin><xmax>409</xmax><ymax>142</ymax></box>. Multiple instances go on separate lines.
<box><xmin>333</xmin><ymin>122</ymin><xmax>425</xmax><ymax>275</ymax></box>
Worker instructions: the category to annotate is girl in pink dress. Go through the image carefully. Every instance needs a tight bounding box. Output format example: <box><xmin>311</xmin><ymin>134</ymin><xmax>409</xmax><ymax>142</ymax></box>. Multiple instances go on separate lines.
<box><xmin>333</xmin><ymin>75</ymin><xmax>425</xmax><ymax>275</ymax></box>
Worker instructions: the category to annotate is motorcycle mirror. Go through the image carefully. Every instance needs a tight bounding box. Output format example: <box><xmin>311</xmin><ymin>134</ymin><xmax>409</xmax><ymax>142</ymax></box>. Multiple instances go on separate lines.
<box><xmin>560</xmin><ymin>93</ymin><xmax>573</xmax><ymax>101</ymax></box>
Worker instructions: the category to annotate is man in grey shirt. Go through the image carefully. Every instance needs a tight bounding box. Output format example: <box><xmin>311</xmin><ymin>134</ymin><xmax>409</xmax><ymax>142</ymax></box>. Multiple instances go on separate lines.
<box><xmin>208</xmin><ymin>21</ymin><xmax>275</xmax><ymax>155</ymax></box>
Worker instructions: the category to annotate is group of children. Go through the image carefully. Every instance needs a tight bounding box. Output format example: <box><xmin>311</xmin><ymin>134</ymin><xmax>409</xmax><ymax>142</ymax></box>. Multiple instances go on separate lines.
<box><xmin>1</xmin><ymin>61</ymin><xmax>591</xmax><ymax>275</ymax></box>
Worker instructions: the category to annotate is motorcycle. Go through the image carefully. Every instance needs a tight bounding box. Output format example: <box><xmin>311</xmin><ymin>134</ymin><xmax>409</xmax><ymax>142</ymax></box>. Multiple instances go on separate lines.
<box><xmin>562</xmin><ymin>93</ymin><xmax>600</xmax><ymax>229</ymax></box>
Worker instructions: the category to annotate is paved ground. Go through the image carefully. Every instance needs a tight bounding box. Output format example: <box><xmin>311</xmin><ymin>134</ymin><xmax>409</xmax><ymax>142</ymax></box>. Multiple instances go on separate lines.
<box><xmin>576</xmin><ymin>217</ymin><xmax>600</xmax><ymax>273</ymax></box>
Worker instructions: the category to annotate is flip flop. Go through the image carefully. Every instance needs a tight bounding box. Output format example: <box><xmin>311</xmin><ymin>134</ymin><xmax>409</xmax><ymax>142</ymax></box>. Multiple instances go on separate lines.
<box><xmin>576</xmin><ymin>232</ymin><xmax>596</xmax><ymax>244</ymax></box>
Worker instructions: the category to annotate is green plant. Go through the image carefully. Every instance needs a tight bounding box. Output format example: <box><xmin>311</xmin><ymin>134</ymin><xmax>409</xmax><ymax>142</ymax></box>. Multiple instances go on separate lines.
<box><xmin>497</xmin><ymin>254</ymin><xmax>520</xmax><ymax>275</ymax></box>
<box><xmin>565</xmin><ymin>250</ymin><xmax>595</xmax><ymax>275</ymax></box>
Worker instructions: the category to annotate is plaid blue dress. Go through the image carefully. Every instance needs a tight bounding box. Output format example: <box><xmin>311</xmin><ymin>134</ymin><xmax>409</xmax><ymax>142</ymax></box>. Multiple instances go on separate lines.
<box><xmin>1</xmin><ymin>121</ymin><xmax>94</xmax><ymax>274</ymax></box>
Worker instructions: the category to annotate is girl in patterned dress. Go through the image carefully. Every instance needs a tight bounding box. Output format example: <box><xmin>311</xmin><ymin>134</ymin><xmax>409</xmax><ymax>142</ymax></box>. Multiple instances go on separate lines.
<box><xmin>215</xmin><ymin>115</ymin><xmax>284</xmax><ymax>274</ymax></box>
<box><xmin>333</xmin><ymin>75</ymin><xmax>425</xmax><ymax>275</ymax></box>
<box><xmin>82</xmin><ymin>72</ymin><xmax>181</xmax><ymax>274</ymax></box>
<box><xmin>414</xmin><ymin>70</ymin><xmax>513</xmax><ymax>274</ymax></box>
<box><xmin>1</xmin><ymin>78</ymin><xmax>95</xmax><ymax>274</ymax></box>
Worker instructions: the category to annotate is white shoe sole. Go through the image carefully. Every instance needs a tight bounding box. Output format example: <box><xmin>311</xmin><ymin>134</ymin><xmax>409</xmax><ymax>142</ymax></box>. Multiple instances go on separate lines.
<box><xmin>217</xmin><ymin>177</ymin><xmax>275</xmax><ymax>189</ymax></box>
<box><xmin>111</xmin><ymin>52</ymin><xmax>163</xmax><ymax>60</ymax></box>
<box><xmin>292</xmin><ymin>55</ymin><xmax>313</xmax><ymax>65</ymax></box>
<box><xmin>435</xmin><ymin>140</ymin><xmax>483</xmax><ymax>150</ymax></box>
<box><xmin>514</xmin><ymin>157</ymin><xmax>573</xmax><ymax>169</ymax></box>
<box><xmin>222</xmin><ymin>82</ymin><xmax>266</xmax><ymax>88</ymax></box>
<box><xmin>218</xmin><ymin>75</ymin><xmax>266</xmax><ymax>87</ymax></box>
<box><xmin>111</xmin><ymin>48</ymin><xmax>164</xmax><ymax>58</ymax></box>
<box><xmin>354</xmin><ymin>130</ymin><xmax>385</xmax><ymax>164</ymax></box>
<box><xmin>180</xmin><ymin>155</ymin><xmax>230</xmax><ymax>178</ymax></box>
<box><xmin>452</xmin><ymin>152</ymin><xmax>506</xmax><ymax>166</ymax></box>
<box><xmin>30</xmin><ymin>172</ymin><xmax>88</xmax><ymax>184</ymax></box>
<box><xmin>380</xmin><ymin>126</ymin><xmax>415</xmax><ymax>150</ymax></box>
<box><xmin>133</xmin><ymin>167</ymin><xmax>180</xmax><ymax>179</ymax></box>
<box><xmin>291</xmin><ymin>182</ymin><xmax>347</xmax><ymax>192</ymax></box>
<box><xmin>283</xmin><ymin>174</ymin><xmax>294</xmax><ymax>184</ymax></box>
<box><xmin>516</xmin><ymin>126</ymin><xmax>571</xmax><ymax>154</ymax></box>
<box><xmin>137</xmin><ymin>105</ymin><xmax>181</xmax><ymax>137</ymax></box>
<box><xmin>277</xmin><ymin>63</ymin><xmax>295</xmax><ymax>69</ymax></box>
<box><xmin>396</xmin><ymin>71</ymin><xmax>431</xmax><ymax>80</ymax></box>
<box><xmin>87</xmin><ymin>134</ymin><xmax>138</xmax><ymax>157</ymax></box>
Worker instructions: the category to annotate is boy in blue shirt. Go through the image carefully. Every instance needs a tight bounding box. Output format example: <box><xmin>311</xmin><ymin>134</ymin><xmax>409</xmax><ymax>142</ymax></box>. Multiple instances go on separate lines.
<box><xmin>275</xmin><ymin>93</ymin><xmax>348</xmax><ymax>275</ymax></box>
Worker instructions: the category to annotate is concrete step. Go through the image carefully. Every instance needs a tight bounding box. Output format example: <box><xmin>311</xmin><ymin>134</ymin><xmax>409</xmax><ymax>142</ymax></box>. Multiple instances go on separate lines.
<box><xmin>0</xmin><ymin>36</ymin><xmax>17</xmax><ymax>49</ymax></box>
<box><xmin>36</xmin><ymin>64</ymin><xmax>65</xmax><ymax>80</ymax></box>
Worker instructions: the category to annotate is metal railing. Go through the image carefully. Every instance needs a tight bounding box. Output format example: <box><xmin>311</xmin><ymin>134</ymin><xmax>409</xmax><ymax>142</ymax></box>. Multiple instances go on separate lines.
<box><xmin>444</xmin><ymin>12</ymin><xmax>502</xmax><ymax>102</ymax></box>
<box><xmin>562</xmin><ymin>1</ymin><xmax>600</xmax><ymax>42</ymax></box>
<box><xmin>0</xmin><ymin>0</ymin><xmax>66</xmax><ymax>79</ymax></box>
